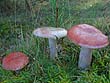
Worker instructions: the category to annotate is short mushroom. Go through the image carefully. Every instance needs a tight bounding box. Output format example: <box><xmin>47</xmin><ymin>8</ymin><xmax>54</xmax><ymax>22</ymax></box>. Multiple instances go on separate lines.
<box><xmin>2</xmin><ymin>52</ymin><xmax>29</xmax><ymax>72</ymax></box>
<box><xmin>33</xmin><ymin>27</ymin><xmax>67</xmax><ymax>59</ymax></box>
<box><xmin>67</xmin><ymin>24</ymin><xmax>109</xmax><ymax>69</ymax></box>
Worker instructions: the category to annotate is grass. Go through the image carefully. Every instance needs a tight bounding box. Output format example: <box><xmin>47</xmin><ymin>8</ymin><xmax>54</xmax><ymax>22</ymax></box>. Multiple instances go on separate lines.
<box><xmin>0</xmin><ymin>0</ymin><xmax>110</xmax><ymax>83</ymax></box>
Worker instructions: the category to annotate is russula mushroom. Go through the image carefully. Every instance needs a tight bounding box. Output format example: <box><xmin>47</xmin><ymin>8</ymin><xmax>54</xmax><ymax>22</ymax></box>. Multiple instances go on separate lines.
<box><xmin>67</xmin><ymin>24</ymin><xmax>109</xmax><ymax>69</ymax></box>
<box><xmin>33</xmin><ymin>27</ymin><xmax>67</xmax><ymax>59</ymax></box>
<box><xmin>2</xmin><ymin>52</ymin><xmax>29</xmax><ymax>72</ymax></box>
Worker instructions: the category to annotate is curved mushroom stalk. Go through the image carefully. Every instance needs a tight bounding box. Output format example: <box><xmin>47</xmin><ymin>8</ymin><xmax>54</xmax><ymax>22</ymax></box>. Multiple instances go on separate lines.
<box><xmin>49</xmin><ymin>38</ymin><xmax>57</xmax><ymax>59</ymax></box>
<box><xmin>78</xmin><ymin>47</ymin><xmax>92</xmax><ymax>69</ymax></box>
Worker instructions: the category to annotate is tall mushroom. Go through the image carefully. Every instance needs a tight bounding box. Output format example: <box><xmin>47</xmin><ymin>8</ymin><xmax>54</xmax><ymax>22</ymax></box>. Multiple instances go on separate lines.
<box><xmin>2</xmin><ymin>52</ymin><xmax>29</xmax><ymax>72</ymax></box>
<box><xmin>67</xmin><ymin>24</ymin><xmax>109</xmax><ymax>69</ymax></box>
<box><xmin>33</xmin><ymin>27</ymin><xmax>67</xmax><ymax>59</ymax></box>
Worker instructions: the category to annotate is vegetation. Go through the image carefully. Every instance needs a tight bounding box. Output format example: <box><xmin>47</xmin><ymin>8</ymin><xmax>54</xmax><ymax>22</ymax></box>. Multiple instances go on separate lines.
<box><xmin>0</xmin><ymin>0</ymin><xmax>110</xmax><ymax>83</ymax></box>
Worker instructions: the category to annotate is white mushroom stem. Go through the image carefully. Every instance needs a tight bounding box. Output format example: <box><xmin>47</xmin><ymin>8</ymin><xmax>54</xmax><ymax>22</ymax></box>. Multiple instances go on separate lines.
<box><xmin>48</xmin><ymin>38</ymin><xmax>57</xmax><ymax>59</ymax></box>
<box><xmin>78</xmin><ymin>47</ymin><xmax>92</xmax><ymax>69</ymax></box>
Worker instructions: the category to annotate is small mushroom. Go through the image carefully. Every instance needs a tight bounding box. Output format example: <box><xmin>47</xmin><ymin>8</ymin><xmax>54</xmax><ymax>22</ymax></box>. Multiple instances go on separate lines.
<box><xmin>2</xmin><ymin>52</ymin><xmax>29</xmax><ymax>73</ymax></box>
<box><xmin>67</xmin><ymin>24</ymin><xmax>109</xmax><ymax>69</ymax></box>
<box><xmin>33</xmin><ymin>27</ymin><xmax>67</xmax><ymax>59</ymax></box>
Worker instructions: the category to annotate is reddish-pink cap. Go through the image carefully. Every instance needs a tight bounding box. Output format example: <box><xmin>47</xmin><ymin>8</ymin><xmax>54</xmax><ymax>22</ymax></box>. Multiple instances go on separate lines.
<box><xmin>2</xmin><ymin>52</ymin><xmax>29</xmax><ymax>71</ymax></box>
<box><xmin>67</xmin><ymin>24</ymin><xmax>109</xmax><ymax>48</ymax></box>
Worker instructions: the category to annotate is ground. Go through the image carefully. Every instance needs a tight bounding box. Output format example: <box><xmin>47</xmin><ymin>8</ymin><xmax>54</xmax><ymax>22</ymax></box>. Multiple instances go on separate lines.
<box><xmin>0</xmin><ymin>0</ymin><xmax>110</xmax><ymax>83</ymax></box>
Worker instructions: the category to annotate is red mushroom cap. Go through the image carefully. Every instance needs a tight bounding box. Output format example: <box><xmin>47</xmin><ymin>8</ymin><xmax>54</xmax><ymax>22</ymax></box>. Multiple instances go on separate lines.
<box><xmin>2</xmin><ymin>52</ymin><xmax>29</xmax><ymax>71</ymax></box>
<box><xmin>67</xmin><ymin>24</ymin><xmax>109</xmax><ymax>48</ymax></box>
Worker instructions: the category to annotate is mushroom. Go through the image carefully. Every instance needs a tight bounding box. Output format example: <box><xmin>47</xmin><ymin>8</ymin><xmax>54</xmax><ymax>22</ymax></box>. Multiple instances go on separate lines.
<box><xmin>33</xmin><ymin>27</ymin><xmax>67</xmax><ymax>59</ymax></box>
<box><xmin>2</xmin><ymin>52</ymin><xmax>29</xmax><ymax>72</ymax></box>
<box><xmin>67</xmin><ymin>24</ymin><xmax>109</xmax><ymax>69</ymax></box>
